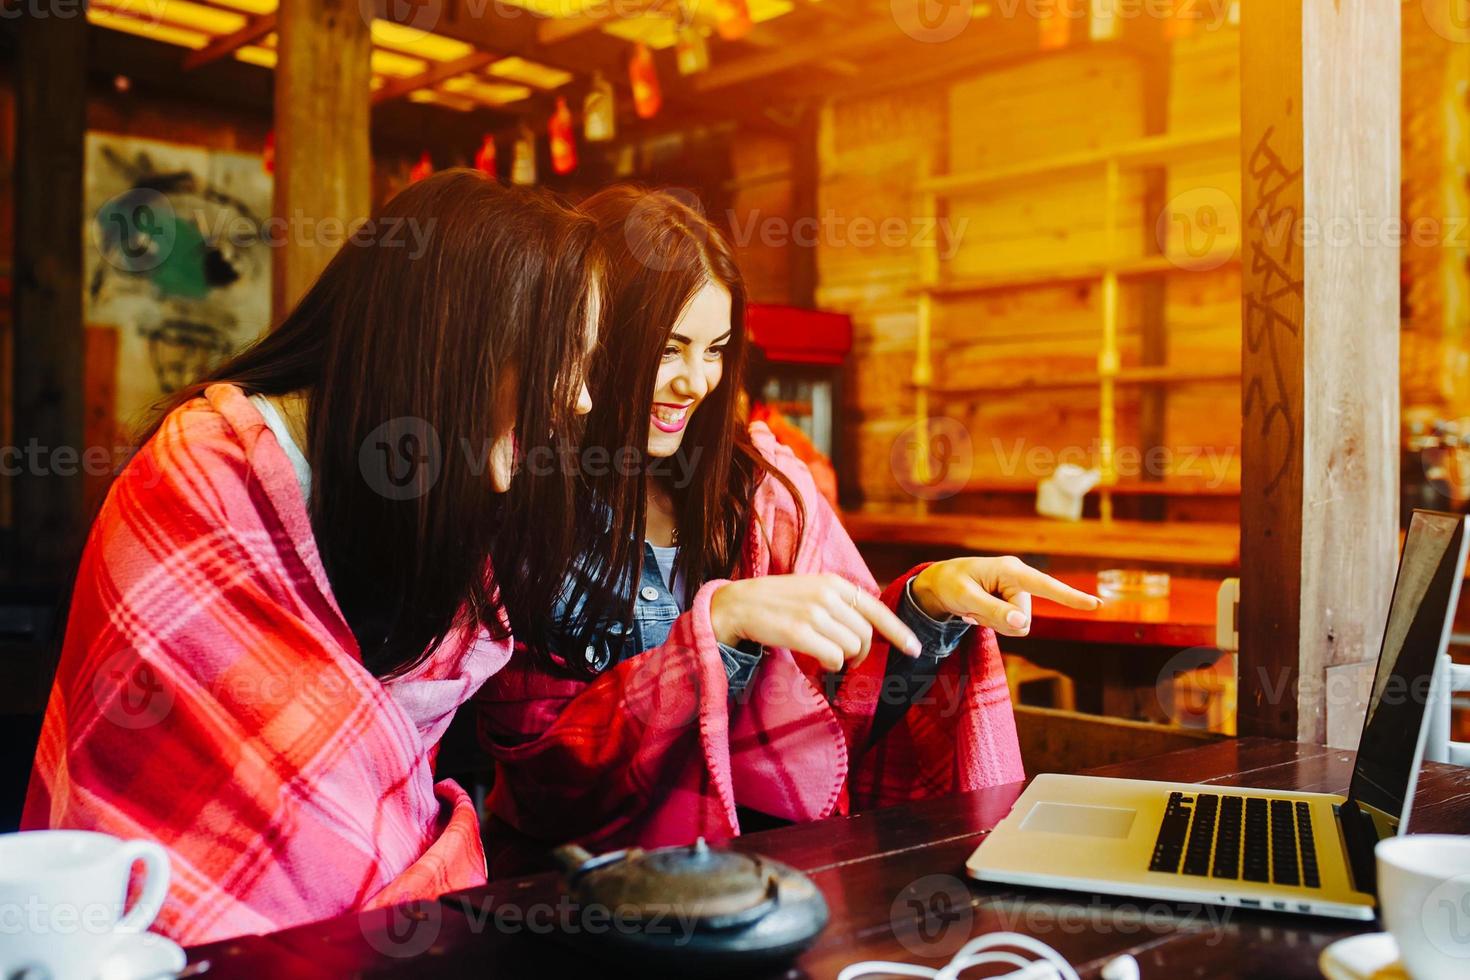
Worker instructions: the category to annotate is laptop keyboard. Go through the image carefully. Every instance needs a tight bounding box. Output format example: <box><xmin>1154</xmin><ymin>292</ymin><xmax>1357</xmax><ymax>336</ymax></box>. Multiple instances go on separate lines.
<box><xmin>1148</xmin><ymin>791</ymin><xmax>1321</xmax><ymax>888</ymax></box>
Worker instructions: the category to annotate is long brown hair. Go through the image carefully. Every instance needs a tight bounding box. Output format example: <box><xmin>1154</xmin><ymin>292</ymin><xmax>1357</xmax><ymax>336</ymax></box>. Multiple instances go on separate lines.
<box><xmin>143</xmin><ymin>170</ymin><xmax>604</xmax><ymax>678</ymax></box>
<box><xmin>561</xmin><ymin>186</ymin><xmax>804</xmax><ymax>672</ymax></box>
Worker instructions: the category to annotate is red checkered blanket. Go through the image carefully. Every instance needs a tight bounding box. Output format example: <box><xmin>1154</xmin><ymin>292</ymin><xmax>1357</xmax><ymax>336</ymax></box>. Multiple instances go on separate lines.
<box><xmin>24</xmin><ymin>385</ymin><xmax>495</xmax><ymax>944</ymax></box>
<box><xmin>476</xmin><ymin>425</ymin><xmax>1024</xmax><ymax>876</ymax></box>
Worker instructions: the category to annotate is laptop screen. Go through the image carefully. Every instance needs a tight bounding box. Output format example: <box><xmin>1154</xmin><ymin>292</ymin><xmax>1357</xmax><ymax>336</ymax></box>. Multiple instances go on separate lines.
<box><xmin>1345</xmin><ymin>510</ymin><xmax>1468</xmax><ymax>834</ymax></box>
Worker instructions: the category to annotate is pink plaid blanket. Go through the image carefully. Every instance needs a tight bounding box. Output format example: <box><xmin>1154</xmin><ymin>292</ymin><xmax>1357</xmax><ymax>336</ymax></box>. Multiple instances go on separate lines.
<box><xmin>476</xmin><ymin>425</ymin><xmax>1025</xmax><ymax>876</ymax></box>
<box><xmin>24</xmin><ymin>384</ymin><xmax>497</xmax><ymax>944</ymax></box>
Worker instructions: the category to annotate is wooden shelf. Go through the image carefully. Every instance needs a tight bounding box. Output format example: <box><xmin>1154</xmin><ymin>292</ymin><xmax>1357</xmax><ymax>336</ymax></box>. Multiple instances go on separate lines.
<box><xmin>929</xmin><ymin>365</ymin><xmax>1239</xmax><ymax>395</ymax></box>
<box><xmin>906</xmin><ymin>125</ymin><xmax>1245</xmax><ymax>526</ymax></box>
<box><xmin>1113</xmin><ymin>365</ymin><xmax>1238</xmax><ymax>385</ymax></box>
<box><xmin>843</xmin><ymin>508</ymin><xmax>1240</xmax><ymax>569</ymax></box>
<box><xmin>912</xmin><ymin>252</ymin><xmax>1240</xmax><ymax>299</ymax></box>
<box><xmin>917</xmin><ymin>127</ymin><xmax>1240</xmax><ymax>197</ymax></box>
<box><xmin>957</xmin><ymin>477</ymin><xmax>1241</xmax><ymax>498</ymax></box>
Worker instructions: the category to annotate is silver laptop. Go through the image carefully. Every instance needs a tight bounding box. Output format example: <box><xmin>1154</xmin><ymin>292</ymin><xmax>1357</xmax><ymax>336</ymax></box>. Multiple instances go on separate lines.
<box><xmin>968</xmin><ymin>509</ymin><xmax>1469</xmax><ymax>920</ymax></box>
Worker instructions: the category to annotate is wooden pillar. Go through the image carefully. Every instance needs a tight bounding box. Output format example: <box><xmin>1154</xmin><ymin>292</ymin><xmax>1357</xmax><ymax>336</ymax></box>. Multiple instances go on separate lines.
<box><xmin>1136</xmin><ymin>38</ymin><xmax>1171</xmax><ymax>522</ymax></box>
<box><xmin>271</xmin><ymin>0</ymin><xmax>373</xmax><ymax>320</ymax></box>
<box><xmin>789</xmin><ymin>103</ymin><xmax>819</xmax><ymax>310</ymax></box>
<box><xmin>1237</xmin><ymin>0</ymin><xmax>1401</xmax><ymax>744</ymax></box>
<box><xmin>10</xmin><ymin>12</ymin><xmax>87</xmax><ymax>575</ymax></box>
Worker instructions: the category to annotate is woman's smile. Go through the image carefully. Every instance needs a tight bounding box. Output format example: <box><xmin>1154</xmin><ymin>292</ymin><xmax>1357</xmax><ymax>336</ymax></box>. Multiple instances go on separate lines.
<box><xmin>651</xmin><ymin>402</ymin><xmax>693</xmax><ymax>433</ymax></box>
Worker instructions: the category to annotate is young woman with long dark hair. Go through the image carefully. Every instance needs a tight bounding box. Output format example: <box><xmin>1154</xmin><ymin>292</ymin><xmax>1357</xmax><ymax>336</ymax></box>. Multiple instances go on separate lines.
<box><xmin>24</xmin><ymin>171</ymin><xmax>615</xmax><ymax>944</ymax></box>
<box><xmin>475</xmin><ymin>187</ymin><xmax>1100</xmax><ymax>875</ymax></box>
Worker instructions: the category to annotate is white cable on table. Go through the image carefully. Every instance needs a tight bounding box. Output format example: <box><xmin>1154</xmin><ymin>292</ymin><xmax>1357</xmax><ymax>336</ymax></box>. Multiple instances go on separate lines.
<box><xmin>836</xmin><ymin>931</ymin><xmax>1141</xmax><ymax>980</ymax></box>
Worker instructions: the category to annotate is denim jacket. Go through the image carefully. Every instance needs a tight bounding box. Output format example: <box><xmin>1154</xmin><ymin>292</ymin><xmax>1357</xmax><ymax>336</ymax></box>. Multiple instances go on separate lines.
<box><xmin>628</xmin><ymin>544</ymin><xmax>765</xmax><ymax>694</ymax></box>
<box><xmin>557</xmin><ymin>546</ymin><xmax>972</xmax><ymax>698</ymax></box>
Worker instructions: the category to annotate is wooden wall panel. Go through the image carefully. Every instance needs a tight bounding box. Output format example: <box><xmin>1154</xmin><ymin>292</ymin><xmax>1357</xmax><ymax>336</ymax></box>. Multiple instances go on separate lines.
<box><xmin>82</xmin><ymin>326</ymin><xmax>119</xmax><ymax>519</ymax></box>
<box><xmin>1160</xmin><ymin>27</ymin><xmax>1243</xmax><ymax>494</ymax></box>
<box><xmin>817</xmin><ymin>86</ymin><xmax>945</xmax><ymax>504</ymax></box>
<box><xmin>12</xmin><ymin>13</ymin><xmax>86</xmax><ymax>573</ymax></box>
<box><xmin>0</xmin><ymin>81</ymin><xmax>12</xmax><ymax>530</ymax></box>
<box><xmin>821</xmin><ymin>39</ymin><xmax>1248</xmax><ymax>510</ymax></box>
<box><xmin>948</xmin><ymin>51</ymin><xmax>1147</xmax><ymax>171</ymax></box>
<box><xmin>945</xmin><ymin>51</ymin><xmax>1148</xmax><ymax>282</ymax></box>
<box><xmin>944</xmin><ymin>176</ymin><xmax>1149</xmax><ymax>281</ymax></box>
<box><xmin>88</xmin><ymin>95</ymin><xmax>271</xmax><ymax>157</ymax></box>
<box><xmin>726</xmin><ymin>132</ymin><xmax>794</xmax><ymax>306</ymax></box>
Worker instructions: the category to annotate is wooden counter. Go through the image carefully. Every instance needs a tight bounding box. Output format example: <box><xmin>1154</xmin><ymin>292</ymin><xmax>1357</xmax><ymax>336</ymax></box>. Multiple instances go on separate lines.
<box><xmin>843</xmin><ymin>507</ymin><xmax>1241</xmax><ymax>570</ymax></box>
<box><xmin>1031</xmin><ymin>572</ymin><xmax>1220</xmax><ymax>648</ymax></box>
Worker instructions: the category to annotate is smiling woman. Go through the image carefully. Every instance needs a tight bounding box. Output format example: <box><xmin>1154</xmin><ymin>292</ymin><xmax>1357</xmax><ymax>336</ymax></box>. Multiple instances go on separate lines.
<box><xmin>474</xmin><ymin>187</ymin><xmax>1101</xmax><ymax>877</ymax></box>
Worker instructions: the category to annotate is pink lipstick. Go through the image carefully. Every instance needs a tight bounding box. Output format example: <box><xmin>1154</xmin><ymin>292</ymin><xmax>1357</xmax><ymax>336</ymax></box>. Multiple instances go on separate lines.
<box><xmin>651</xmin><ymin>402</ymin><xmax>692</xmax><ymax>434</ymax></box>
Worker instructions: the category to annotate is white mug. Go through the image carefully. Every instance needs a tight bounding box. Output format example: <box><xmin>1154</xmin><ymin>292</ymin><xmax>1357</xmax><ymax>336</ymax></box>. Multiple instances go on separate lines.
<box><xmin>0</xmin><ymin>830</ymin><xmax>170</xmax><ymax>980</ymax></box>
<box><xmin>1376</xmin><ymin>834</ymin><xmax>1470</xmax><ymax>979</ymax></box>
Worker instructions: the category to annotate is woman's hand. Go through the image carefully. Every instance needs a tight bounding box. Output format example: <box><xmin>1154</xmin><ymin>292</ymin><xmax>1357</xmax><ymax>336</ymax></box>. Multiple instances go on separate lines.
<box><xmin>909</xmin><ymin>557</ymin><xmax>1102</xmax><ymax>637</ymax></box>
<box><xmin>709</xmin><ymin>573</ymin><xmax>922</xmax><ymax>672</ymax></box>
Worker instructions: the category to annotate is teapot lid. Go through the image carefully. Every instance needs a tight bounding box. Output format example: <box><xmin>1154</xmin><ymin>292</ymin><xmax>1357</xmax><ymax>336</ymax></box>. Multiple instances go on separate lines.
<box><xmin>556</xmin><ymin>838</ymin><xmax>778</xmax><ymax>928</ymax></box>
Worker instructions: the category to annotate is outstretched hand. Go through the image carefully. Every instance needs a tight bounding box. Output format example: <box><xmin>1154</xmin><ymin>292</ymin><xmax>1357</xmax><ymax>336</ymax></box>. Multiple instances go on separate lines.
<box><xmin>709</xmin><ymin>573</ymin><xmax>923</xmax><ymax>672</ymax></box>
<box><xmin>909</xmin><ymin>557</ymin><xmax>1102</xmax><ymax>637</ymax></box>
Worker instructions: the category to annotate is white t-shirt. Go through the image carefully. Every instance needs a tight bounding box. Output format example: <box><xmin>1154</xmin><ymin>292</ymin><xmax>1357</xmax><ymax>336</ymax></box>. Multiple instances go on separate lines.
<box><xmin>250</xmin><ymin>394</ymin><xmax>312</xmax><ymax>503</ymax></box>
<box><xmin>648</xmin><ymin>542</ymin><xmax>686</xmax><ymax>610</ymax></box>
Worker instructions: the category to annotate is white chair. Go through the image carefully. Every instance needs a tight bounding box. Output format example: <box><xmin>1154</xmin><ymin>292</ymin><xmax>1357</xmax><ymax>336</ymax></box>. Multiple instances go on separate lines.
<box><xmin>1215</xmin><ymin>577</ymin><xmax>1239</xmax><ymax>655</ymax></box>
<box><xmin>1157</xmin><ymin>579</ymin><xmax>1239</xmax><ymax>734</ymax></box>
<box><xmin>1426</xmin><ymin>653</ymin><xmax>1470</xmax><ymax>767</ymax></box>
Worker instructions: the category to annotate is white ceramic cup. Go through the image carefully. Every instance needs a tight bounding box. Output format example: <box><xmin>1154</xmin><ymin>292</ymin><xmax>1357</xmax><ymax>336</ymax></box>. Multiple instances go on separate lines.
<box><xmin>0</xmin><ymin>830</ymin><xmax>170</xmax><ymax>980</ymax></box>
<box><xmin>1376</xmin><ymin>834</ymin><xmax>1470</xmax><ymax>979</ymax></box>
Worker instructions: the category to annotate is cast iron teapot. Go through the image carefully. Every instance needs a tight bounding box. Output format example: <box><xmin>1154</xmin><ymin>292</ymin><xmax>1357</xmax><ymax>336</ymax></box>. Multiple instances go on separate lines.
<box><xmin>550</xmin><ymin>837</ymin><xmax>829</xmax><ymax>973</ymax></box>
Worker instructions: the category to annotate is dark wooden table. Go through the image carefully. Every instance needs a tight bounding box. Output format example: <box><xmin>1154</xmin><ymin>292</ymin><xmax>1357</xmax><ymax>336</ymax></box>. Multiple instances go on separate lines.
<box><xmin>184</xmin><ymin>739</ymin><xmax>1470</xmax><ymax>979</ymax></box>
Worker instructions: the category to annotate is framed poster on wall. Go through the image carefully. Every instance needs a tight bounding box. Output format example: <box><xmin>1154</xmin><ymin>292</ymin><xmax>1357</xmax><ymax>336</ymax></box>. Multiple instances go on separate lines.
<box><xmin>83</xmin><ymin>132</ymin><xmax>271</xmax><ymax>437</ymax></box>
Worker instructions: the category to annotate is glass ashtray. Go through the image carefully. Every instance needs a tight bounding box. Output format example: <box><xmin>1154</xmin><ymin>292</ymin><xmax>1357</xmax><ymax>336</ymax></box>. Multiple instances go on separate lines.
<box><xmin>1097</xmin><ymin>569</ymin><xmax>1170</xmax><ymax>600</ymax></box>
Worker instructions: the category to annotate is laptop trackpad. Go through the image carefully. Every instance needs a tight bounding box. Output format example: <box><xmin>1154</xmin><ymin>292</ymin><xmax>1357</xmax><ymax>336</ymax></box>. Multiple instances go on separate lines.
<box><xmin>1019</xmin><ymin>802</ymin><xmax>1136</xmax><ymax>839</ymax></box>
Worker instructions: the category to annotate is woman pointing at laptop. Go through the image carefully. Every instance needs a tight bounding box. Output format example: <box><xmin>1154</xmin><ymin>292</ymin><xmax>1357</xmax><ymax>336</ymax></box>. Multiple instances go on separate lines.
<box><xmin>475</xmin><ymin>187</ymin><xmax>1101</xmax><ymax>874</ymax></box>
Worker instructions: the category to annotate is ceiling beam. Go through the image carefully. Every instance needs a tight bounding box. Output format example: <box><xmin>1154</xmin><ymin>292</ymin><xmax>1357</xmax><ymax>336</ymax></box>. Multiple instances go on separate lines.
<box><xmin>534</xmin><ymin>5</ymin><xmax>857</xmax><ymax>81</ymax></box>
<box><xmin>700</xmin><ymin>12</ymin><xmax>862</xmax><ymax>77</ymax></box>
<box><xmin>369</xmin><ymin>0</ymin><xmax>543</xmax><ymax>54</ymax></box>
<box><xmin>536</xmin><ymin>0</ymin><xmax>664</xmax><ymax>45</ymax></box>
<box><xmin>690</xmin><ymin>18</ymin><xmax>902</xmax><ymax>92</ymax></box>
<box><xmin>181</xmin><ymin>11</ymin><xmax>275</xmax><ymax>71</ymax></box>
<box><xmin>734</xmin><ymin>9</ymin><xmax>1049</xmax><ymax>103</ymax></box>
<box><xmin>372</xmin><ymin>49</ymin><xmax>496</xmax><ymax>105</ymax></box>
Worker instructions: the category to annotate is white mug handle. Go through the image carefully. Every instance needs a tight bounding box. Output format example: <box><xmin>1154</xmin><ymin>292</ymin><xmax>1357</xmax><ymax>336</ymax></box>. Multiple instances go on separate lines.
<box><xmin>115</xmin><ymin>840</ymin><xmax>170</xmax><ymax>934</ymax></box>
